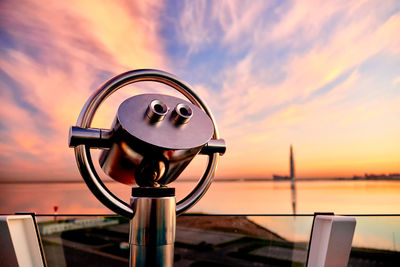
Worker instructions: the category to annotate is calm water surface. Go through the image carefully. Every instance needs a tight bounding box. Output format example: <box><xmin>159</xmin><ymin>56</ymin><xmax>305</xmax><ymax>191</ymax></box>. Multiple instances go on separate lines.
<box><xmin>2</xmin><ymin>180</ymin><xmax>399</xmax><ymax>214</ymax></box>
<box><xmin>1</xmin><ymin>180</ymin><xmax>399</xmax><ymax>251</ymax></box>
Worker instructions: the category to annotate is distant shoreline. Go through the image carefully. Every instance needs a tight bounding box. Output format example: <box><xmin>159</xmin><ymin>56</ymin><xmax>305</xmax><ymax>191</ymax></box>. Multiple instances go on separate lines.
<box><xmin>180</xmin><ymin>177</ymin><xmax>400</xmax><ymax>182</ymax></box>
<box><xmin>1</xmin><ymin>177</ymin><xmax>400</xmax><ymax>184</ymax></box>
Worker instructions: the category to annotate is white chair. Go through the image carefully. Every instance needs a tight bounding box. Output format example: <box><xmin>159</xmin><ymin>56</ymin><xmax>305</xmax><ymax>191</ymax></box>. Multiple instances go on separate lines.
<box><xmin>0</xmin><ymin>215</ymin><xmax>46</xmax><ymax>267</ymax></box>
<box><xmin>307</xmin><ymin>215</ymin><xmax>356</xmax><ymax>267</ymax></box>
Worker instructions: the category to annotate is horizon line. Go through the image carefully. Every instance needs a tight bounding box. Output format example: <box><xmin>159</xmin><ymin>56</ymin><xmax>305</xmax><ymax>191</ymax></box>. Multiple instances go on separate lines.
<box><xmin>1</xmin><ymin>176</ymin><xmax>399</xmax><ymax>184</ymax></box>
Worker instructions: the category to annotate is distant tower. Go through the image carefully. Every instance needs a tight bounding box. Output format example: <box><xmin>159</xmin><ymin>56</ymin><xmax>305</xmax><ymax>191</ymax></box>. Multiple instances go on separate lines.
<box><xmin>290</xmin><ymin>145</ymin><xmax>295</xmax><ymax>179</ymax></box>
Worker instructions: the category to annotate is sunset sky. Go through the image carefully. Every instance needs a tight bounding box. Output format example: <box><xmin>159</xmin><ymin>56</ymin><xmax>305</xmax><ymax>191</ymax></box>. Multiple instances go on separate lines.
<box><xmin>0</xmin><ymin>0</ymin><xmax>399</xmax><ymax>181</ymax></box>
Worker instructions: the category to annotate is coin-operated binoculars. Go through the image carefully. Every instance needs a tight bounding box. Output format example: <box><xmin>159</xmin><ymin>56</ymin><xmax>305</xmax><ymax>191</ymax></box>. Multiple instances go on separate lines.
<box><xmin>68</xmin><ymin>69</ymin><xmax>225</xmax><ymax>266</ymax></box>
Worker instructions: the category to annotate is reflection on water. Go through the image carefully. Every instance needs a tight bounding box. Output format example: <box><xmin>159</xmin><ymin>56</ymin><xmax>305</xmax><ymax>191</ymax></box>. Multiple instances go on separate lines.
<box><xmin>1</xmin><ymin>180</ymin><xmax>399</xmax><ymax>214</ymax></box>
<box><xmin>291</xmin><ymin>180</ymin><xmax>297</xmax><ymax>214</ymax></box>
<box><xmin>183</xmin><ymin>180</ymin><xmax>400</xmax><ymax>215</ymax></box>
<box><xmin>1</xmin><ymin>180</ymin><xmax>399</xmax><ymax>251</ymax></box>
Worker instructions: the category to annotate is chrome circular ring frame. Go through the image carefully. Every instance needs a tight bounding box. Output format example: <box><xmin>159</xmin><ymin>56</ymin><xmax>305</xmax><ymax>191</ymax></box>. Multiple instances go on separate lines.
<box><xmin>74</xmin><ymin>69</ymin><xmax>220</xmax><ymax>218</ymax></box>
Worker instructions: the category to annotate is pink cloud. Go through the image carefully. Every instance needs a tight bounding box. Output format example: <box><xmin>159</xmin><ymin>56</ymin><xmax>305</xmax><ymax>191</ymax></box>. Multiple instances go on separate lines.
<box><xmin>0</xmin><ymin>0</ymin><xmax>168</xmax><ymax>181</ymax></box>
<box><xmin>190</xmin><ymin>1</ymin><xmax>400</xmax><ymax>178</ymax></box>
<box><xmin>215</xmin><ymin>3</ymin><xmax>400</xmax><ymax>131</ymax></box>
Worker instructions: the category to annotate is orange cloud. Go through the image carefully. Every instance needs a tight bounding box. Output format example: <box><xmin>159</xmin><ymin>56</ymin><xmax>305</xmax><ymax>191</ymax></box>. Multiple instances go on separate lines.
<box><xmin>0</xmin><ymin>0</ymin><xmax>168</xmax><ymax>181</ymax></box>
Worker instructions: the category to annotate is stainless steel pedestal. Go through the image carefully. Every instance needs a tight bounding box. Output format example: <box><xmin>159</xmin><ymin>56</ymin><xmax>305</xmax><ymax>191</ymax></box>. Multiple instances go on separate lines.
<box><xmin>129</xmin><ymin>188</ymin><xmax>176</xmax><ymax>267</ymax></box>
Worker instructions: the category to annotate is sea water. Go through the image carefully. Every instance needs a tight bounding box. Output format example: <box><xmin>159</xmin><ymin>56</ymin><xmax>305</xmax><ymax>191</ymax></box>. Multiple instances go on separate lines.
<box><xmin>1</xmin><ymin>180</ymin><xmax>399</xmax><ymax>251</ymax></box>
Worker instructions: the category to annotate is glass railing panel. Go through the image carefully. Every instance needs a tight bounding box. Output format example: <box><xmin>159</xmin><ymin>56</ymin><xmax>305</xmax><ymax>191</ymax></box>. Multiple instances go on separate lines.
<box><xmin>36</xmin><ymin>214</ymin><xmax>400</xmax><ymax>266</ymax></box>
<box><xmin>37</xmin><ymin>215</ymin><xmax>129</xmax><ymax>267</ymax></box>
<box><xmin>349</xmin><ymin>215</ymin><xmax>400</xmax><ymax>266</ymax></box>
<box><xmin>175</xmin><ymin>215</ymin><xmax>313</xmax><ymax>266</ymax></box>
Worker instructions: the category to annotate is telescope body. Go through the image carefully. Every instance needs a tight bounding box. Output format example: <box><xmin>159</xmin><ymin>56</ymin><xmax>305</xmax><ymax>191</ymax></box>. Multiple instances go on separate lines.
<box><xmin>69</xmin><ymin>69</ymin><xmax>225</xmax><ymax>266</ymax></box>
<box><xmin>99</xmin><ymin>94</ymin><xmax>214</xmax><ymax>187</ymax></box>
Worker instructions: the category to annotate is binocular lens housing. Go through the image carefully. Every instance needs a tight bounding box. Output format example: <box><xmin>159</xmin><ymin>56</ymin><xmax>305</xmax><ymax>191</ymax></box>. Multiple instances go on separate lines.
<box><xmin>99</xmin><ymin>93</ymin><xmax>214</xmax><ymax>186</ymax></box>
